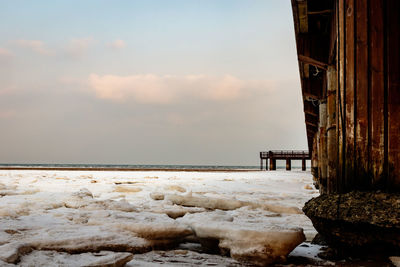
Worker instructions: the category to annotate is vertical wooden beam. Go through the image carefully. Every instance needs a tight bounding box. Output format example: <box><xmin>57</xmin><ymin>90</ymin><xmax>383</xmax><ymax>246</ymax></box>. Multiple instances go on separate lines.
<box><xmin>337</xmin><ymin>0</ymin><xmax>345</xmax><ymax>192</ymax></box>
<box><xmin>269</xmin><ymin>157</ymin><xmax>275</xmax><ymax>171</ymax></box>
<box><xmin>260</xmin><ymin>158</ymin><xmax>263</xmax><ymax>170</ymax></box>
<box><xmin>327</xmin><ymin>66</ymin><xmax>337</xmax><ymax>193</ymax></box>
<box><xmin>386</xmin><ymin>0</ymin><xmax>400</xmax><ymax>189</ymax></box>
<box><xmin>345</xmin><ymin>0</ymin><xmax>355</xmax><ymax>191</ymax></box>
<box><xmin>286</xmin><ymin>159</ymin><xmax>291</xmax><ymax>171</ymax></box>
<box><xmin>312</xmin><ymin>133</ymin><xmax>319</xmax><ymax>186</ymax></box>
<box><xmin>355</xmin><ymin>0</ymin><xmax>369</xmax><ymax>189</ymax></box>
<box><xmin>302</xmin><ymin>158</ymin><xmax>306</xmax><ymax>171</ymax></box>
<box><xmin>369</xmin><ymin>0</ymin><xmax>385</xmax><ymax>188</ymax></box>
<box><xmin>298</xmin><ymin>0</ymin><xmax>308</xmax><ymax>33</ymax></box>
<box><xmin>319</xmin><ymin>102</ymin><xmax>328</xmax><ymax>193</ymax></box>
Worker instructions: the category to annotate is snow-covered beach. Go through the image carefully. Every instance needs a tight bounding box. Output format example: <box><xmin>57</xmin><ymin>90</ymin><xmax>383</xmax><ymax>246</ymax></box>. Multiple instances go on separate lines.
<box><xmin>0</xmin><ymin>169</ymin><xmax>321</xmax><ymax>266</ymax></box>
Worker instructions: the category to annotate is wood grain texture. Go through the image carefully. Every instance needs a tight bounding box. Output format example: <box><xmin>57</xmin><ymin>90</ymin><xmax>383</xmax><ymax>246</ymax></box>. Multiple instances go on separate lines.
<box><xmin>369</xmin><ymin>0</ymin><xmax>385</xmax><ymax>187</ymax></box>
<box><xmin>355</xmin><ymin>0</ymin><xmax>369</xmax><ymax>188</ymax></box>
<box><xmin>386</xmin><ymin>0</ymin><xmax>400</xmax><ymax>189</ymax></box>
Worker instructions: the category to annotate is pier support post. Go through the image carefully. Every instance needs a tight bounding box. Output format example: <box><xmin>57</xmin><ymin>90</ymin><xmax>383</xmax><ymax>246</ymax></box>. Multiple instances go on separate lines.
<box><xmin>266</xmin><ymin>159</ymin><xmax>269</xmax><ymax>171</ymax></box>
<box><xmin>327</xmin><ymin>66</ymin><xmax>337</xmax><ymax>193</ymax></box>
<box><xmin>286</xmin><ymin>159</ymin><xmax>291</xmax><ymax>170</ymax></box>
<box><xmin>260</xmin><ymin>158</ymin><xmax>263</xmax><ymax>170</ymax></box>
<box><xmin>319</xmin><ymin>101</ymin><xmax>328</xmax><ymax>193</ymax></box>
<box><xmin>270</xmin><ymin>158</ymin><xmax>276</xmax><ymax>170</ymax></box>
<box><xmin>302</xmin><ymin>158</ymin><xmax>306</xmax><ymax>171</ymax></box>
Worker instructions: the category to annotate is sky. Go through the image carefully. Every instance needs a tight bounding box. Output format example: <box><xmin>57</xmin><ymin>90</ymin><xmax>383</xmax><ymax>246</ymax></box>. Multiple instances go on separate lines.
<box><xmin>0</xmin><ymin>0</ymin><xmax>307</xmax><ymax>166</ymax></box>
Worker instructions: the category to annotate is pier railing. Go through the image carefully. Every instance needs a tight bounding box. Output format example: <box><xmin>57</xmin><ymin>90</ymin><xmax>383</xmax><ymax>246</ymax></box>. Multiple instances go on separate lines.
<box><xmin>259</xmin><ymin>150</ymin><xmax>310</xmax><ymax>171</ymax></box>
<box><xmin>260</xmin><ymin>150</ymin><xmax>310</xmax><ymax>159</ymax></box>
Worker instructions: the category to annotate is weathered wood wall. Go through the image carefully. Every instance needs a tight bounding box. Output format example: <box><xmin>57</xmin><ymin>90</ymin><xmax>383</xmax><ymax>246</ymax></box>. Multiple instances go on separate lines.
<box><xmin>336</xmin><ymin>0</ymin><xmax>400</xmax><ymax>192</ymax></box>
<box><xmin>292</xmin><ymin>0</ymin><xmax>400</xmax><ymax>194</ymax></box>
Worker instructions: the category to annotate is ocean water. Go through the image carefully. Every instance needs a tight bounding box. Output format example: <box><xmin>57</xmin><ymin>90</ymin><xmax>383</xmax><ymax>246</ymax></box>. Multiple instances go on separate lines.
<box><xmin>0</xmin><ymin>163</ymin><xmax>302</xmax><ymax>170</ymax></box>
<box><xmin>0</xmin><ymin>163</ymin><xmax>261</xmax><ymax>170</ymax></box>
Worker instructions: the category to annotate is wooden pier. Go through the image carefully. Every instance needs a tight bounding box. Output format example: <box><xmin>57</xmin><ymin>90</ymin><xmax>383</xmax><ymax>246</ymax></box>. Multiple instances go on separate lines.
<box><xmin>260</xmin><ymin>150</ymin><xmax>310</xmax><ymax>171</ymax></box>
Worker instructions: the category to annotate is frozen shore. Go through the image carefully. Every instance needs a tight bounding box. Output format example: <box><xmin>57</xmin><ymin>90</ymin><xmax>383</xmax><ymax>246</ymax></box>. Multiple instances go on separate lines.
<box><xmin>0</xmin><ymin>170</ymin><xmax>320</xmax><ymax>266</ymax></box>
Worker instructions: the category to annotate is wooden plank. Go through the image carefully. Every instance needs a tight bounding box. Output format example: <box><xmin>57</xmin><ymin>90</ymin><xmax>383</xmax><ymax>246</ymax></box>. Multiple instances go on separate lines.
<box><xmin>329</xmin><ymin>5</ymin><xmax>337</xmax><ymax>65</ymax></box>
<box><xmin>298</xmin><ymin>55</ymin><xmax>328</xmax><ymax>70</ymax></box>
<box><xmin>304</xmin><ymin>101</ymin><xmax>319</xmax><ymax>116</ymax></box>
<box><xmin>327</xmin><ymin>66</ymin><xmax>337</xmax><ymax>194</ymax></box>
<box><xmin>386</xmin><ymin>0</ymin><xmax>400</xmax><ymax>189</ymax></box>
<box><xmin>297</xmin><ymin>34</ymin><xmax>330</xmax><ymax>67</ymax></box>
<box><xmin>345</xmin><ymin>0</ymin><xmax>355</xmax><ymax>190</ymax></box>
<box><xmin>369</xmin><ymin>0</ymin><xmax>385</xmax><ymax>188</ymax></box>
<box><xmin>308</xmin><ymin>10</ymin><xmax>332</xmax><ymax>15</ymax></box>
<box><xmin>337</xmin><ymin>0</ymin><xmax>345</xmax><ymax>192</ymax></box>
<box><xmin>303</xmin><ymin>78</ymin><xmax>323</xmax><ymax>100</ymax></box>
<box><xmin>355</xmin><ymin>0</ymin><xmax>369</xmax><ymax>188</ymax></box>
<box><xmin>298</xmin><ymin>0</ymin><xmax>308</xmax><ymax>33</ymax></box>
<box><xmin>291</xmin><ymin>0</ymin><xmax>300</xmax><ymax>35</ymax></box>
<box><xmin>319</xmin><ymin>102</ymin><xmax>328</xmax><ymax>193</ymax></box>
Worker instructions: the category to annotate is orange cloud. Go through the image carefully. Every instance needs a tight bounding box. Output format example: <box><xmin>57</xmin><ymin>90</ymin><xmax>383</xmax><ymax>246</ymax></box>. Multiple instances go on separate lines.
<box><xmin>14</xmin><ymin>39</ymin><xmax>52</xmax><ymax>55</ymax></box>
<box><xmin>0</xmin><ymin>48</ymin><xmax>13</xmax><ymax>58</ymax></box>
<box><xmin>0</xmin><ymin>110</ymin><xmax>16</xmax><ymax>119</ymax></box>
<box><xmin>0</xmin><ymin>86</ymin><xmax>17</xmax><ymax>96</ymax></box>
<box><xmin>88</xmin><ymin>74</ymin><xmax>267</xmax><ymax>104</ymax></box>
<box><xmin>108</xmin><ymin>39</ymin><xmax>126</xmax><ymax>49</ymax></box>
<box><xmin>66</xmin><ymin>37</ymin><xmax>94</xmax><ymax>58</ymax></box>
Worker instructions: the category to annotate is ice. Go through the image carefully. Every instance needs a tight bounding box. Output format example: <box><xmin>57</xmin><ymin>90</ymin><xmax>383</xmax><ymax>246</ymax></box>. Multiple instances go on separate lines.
<box><xmin>113</xmin><ymin>185</ymin><xmax>143</xmax><ymax>193</ymax></box>
<box><xmin>164</xmin><ymin>185</ymin><xmax>186</xmax><ymax>193</ymax></box>
<box><xmin>288</xmin><ymin>242</ymin><xmax>330</xmax><ymax>265</ymax></box>
<box><xmin>166</xmin><ymin>192</ymin><xmax>245</xmax><ymax>210</ymax></box>
<box><xmin>178</xmin><ymin>210</ymin><xmax>305</xmax><ymax>266</ymax></box>
<box><xmin>19</xmin><ymin>251</ymin><xmax>133</xmax><ymax>267</ymax></box>
<box><xmin>0</xmin><ymin>169</ymin><xmax>318</xmax><ymax>266</ymax></box>
<box><xmin>87</xmin><ymin>211</ymin><xmax>193</xmax><ymax>240</ymax></box>
<box><xmin>0</xmin><ymin>242</ymin><xmax>31</xmax><ymax>264</ymax></box>
<box><xmin>149</xmin><ymin>192</ymin><xmax>165</xmax><ymax>200</ymax></box>
<box><xmin>166</xmin><ymin>192</ymin><xmax>302</xmax><ymax>214</ymax></box>
<box><xmin>391</xmin><ymin>256</ymin><xmax>400</xmax><ymax>267</ymax></box>
<box><xmin>126</xmin><ymin>250</ymin><xmax>243</xmax><ymax>266</ymax></box>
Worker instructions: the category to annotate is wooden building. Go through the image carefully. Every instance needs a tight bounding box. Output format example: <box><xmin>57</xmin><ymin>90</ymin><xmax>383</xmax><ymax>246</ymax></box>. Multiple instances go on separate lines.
<box><xmin>291</xmin><ymin>0</ymin><xmax>400</xmax><ymax>194</ymax></box>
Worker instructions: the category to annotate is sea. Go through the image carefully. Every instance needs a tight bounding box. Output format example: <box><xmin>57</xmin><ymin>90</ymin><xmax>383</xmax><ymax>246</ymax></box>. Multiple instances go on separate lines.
<box><xmin>0</xmin><ymin>163</ymin><xmax>300</xmax><ymax>171</ymax></box>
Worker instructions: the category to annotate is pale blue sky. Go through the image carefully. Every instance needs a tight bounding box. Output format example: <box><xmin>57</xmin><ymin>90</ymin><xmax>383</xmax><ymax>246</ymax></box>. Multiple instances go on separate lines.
<box><xmin>0</xmin><ymin>1</ymin><xmax>306</xmax><ymax>165</ymax></box>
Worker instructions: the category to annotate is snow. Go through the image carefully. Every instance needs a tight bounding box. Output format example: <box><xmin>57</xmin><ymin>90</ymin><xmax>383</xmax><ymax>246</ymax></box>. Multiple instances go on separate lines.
<box><xmin>391</xmin><ymin>256</ymin><xmax>400</xmax><ymax>267</ymax></box>
<box><xmin>0</xmin><ymin>169</ymin><xmax>319</xmax><ymax>266</ymax></box>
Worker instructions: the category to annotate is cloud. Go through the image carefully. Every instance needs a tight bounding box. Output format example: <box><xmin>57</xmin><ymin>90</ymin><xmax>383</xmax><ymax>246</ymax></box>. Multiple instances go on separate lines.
<box><xmin>88</xmin><ymin>73</ymin><xmax>271</xmax><ymax>104</ymax></box>
<box><xmin>66</xmin><ymin>37</ymin><xmax>94</xmax><ymax>58</ymax></box>
<box><xmin>108</xmin><ymin>39</ymin><xmax>126</xmax><ymax>49</ymax></box>
<box><xmin>0</xmin><ymin>86</ymin><xmax>17</xmax><ymax>96</ymax></box>
<box><xmin>0</xmin><ymin>48</ymin><xmax>13</xmax><ymax>58</ymax></box>
<box><xmin>0</xmin><ymin>110</ymin><xmax>16</xmax><ymax>119</ymax></box>
<box><xmin>13</xmin><ymin>39</ymin><xmax>52</xmax><ymax>55</ymax></box>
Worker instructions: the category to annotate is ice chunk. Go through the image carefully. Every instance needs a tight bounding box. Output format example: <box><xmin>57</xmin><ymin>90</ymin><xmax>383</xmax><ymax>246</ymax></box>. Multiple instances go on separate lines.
<box><xmin>126</xmin><ymin>250</ymin><xmax>243</xmax><ymax>267</ymax></box>
<box><xmin>150</xmin><ymin>192</ymin><xmax>165</xmax><ymax>201</ymax></box>
<box><xmin>391</xmin><ymin>256</ymin><xmax>400</xmax><ymax>267</ymax></box>
<box><xmin>63</xmin><ymin>189</ymin><xmax>138</xmax><ymax>212</ymax></box>
<box><xmin>178</xmin><ymin>211</ymin><xmax>305</xmax><ymax>266</ymax></box>
<box><xmin>113</xmin><ymin>185</ymin><xmax>142</xmax><ymax>193</ymax></box>
<box><xmin>167</xmin><ymin>193</ymin><xmax>302</xmax><ymax>214</ymax></box>
<box><xmin>29</xmin><ymin>225</ymin><xmax>152</xmax><ymax>254</ymax></box>
<box><xmin>19</xmin><ymin>250</ymin><xmax>133</xmax><ymax>267</ymax></box>
<box><xmin>71</xmin><ymin>188</ymin><xmax>93</xmax><ymax>198</ymax></box>
<box><xmin>88</xmin><ymin>211</ymin><xmax>193</xmax><ymax>241</ymax></box>
<box><xmin>165</xmin><ymin>185</ymin><xmax>186</xmax><ymax>193</ymax></box>
<box><xmin>0</xmin><ymin>242</ymin><xmax>32</xmax><ymax>263</ymax></box>
<box><xmin>166</xmin><ymin>193</ymin><xmax>245</xmax><ymax>210</ymax></box>
<box><xmin>150</xmin><ymin>205</ymin><xmax>205</xmax><ymax>219</ymax></box>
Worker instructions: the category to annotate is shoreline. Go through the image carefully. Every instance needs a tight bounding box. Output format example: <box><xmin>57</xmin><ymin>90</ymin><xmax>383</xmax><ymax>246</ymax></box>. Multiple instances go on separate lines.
<box><xmin>0</xmin><ymin>166</ymin><xmax>263</xmax><ymax>172</ymax></box>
